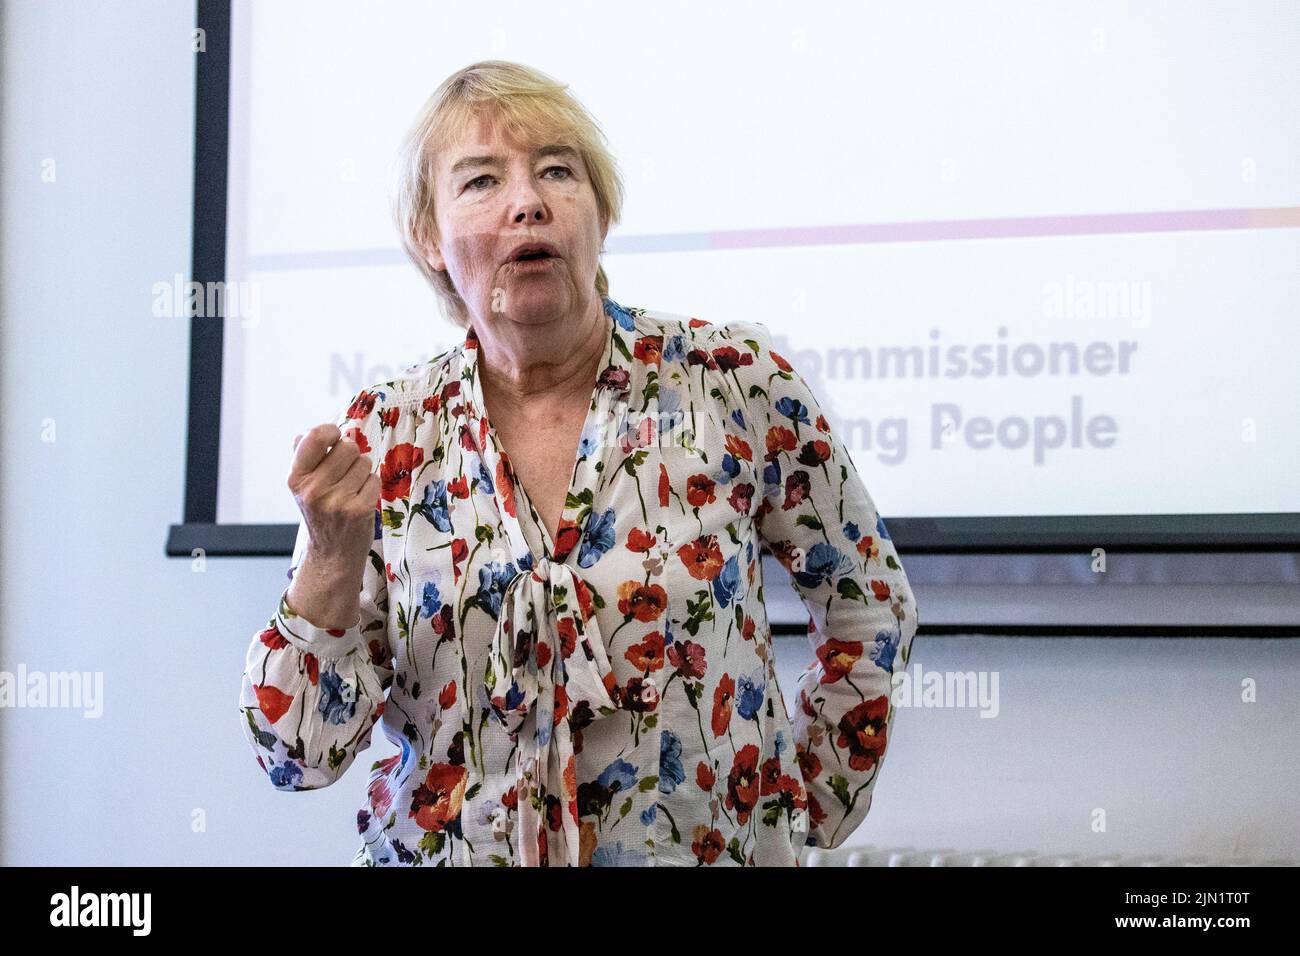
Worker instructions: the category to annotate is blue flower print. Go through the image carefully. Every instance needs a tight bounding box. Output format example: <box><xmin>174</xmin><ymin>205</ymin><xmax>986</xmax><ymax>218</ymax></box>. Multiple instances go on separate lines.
<box><xmin>269</xmin><ymin>760</ymin><xmax>304</xmax><ymax>790</ymax></box>
<box><xmin>476</xmin><ymin>560</ymin><xmax>518</xmax><ymax>619</ymax></box>
<box><xmin>658</xmin><ymin>730</ymin><xmax>685</xmax><ymax>794</ymax></box>
<box><xmin>713</xmin><ymin>453</ymin><xmax>741</xmax><ymax>486</ymax></box>
<box><xmin>420</xmin><ymin>578</ymin><xmax>441</xmax><ymax>619</ymax></box>
<box><xmin>318</xmin><ymin>667</ymin><xmax>357</xmax><ymax>725</ymax></box>
<box><xmin>876</xmin><ymin>513</ymin><xmax>892</xmax><ymax>540</ymax></box>
<box><xmin>792</xmin><ymin>541</ymin><xmax>854</xmax><ymax>590</ymax></box>
<box><xmin>578</xmin><ymin>507</ymin><xmax>616</xmax><ymax>569</ymax></box>
<box><xmin>476</xmin><ymin>458</ymin><xmax>494</xmax><ymax>495</ymax></box>
<box><xmin>597</xmin><ymin>756</ymin><xmax>639</xmax><ymax>795</ymax></box>
<box><xmin>775</xmin><ymin>395</ymin><xmax>810</xmax><ymax>427</ymax></box>
<box><xmin>870</xmin><ymin>627</ymin><xmax>900</xmax><ymax>673</ymax></box>
<box><xmin>592</xmin><ymin>842</ymin><xmax>647</xmax><ymax>866</ymax></box>
<box><xmin>843</xmin><ymin>521</ymin><xmax>861</xmax><ymax>542</ymax></box>
<box><xmin>712</xmin><ymin>554</ymin><xmax>741</xmax><ymax>608</ymax></box>
<box><xmin>736</xmin><ymin>671</ymin><xmax>766</xmax><ymax>721</ymax></box>
<box><xmin>603</xmin><ymin>296</ymin><xmax>636</xmax><ymax>331</ymax></box>
<box><xmin>419</xmin><ymin>479</ymin><xmax>451</xmax><ymax>532</ymax></box>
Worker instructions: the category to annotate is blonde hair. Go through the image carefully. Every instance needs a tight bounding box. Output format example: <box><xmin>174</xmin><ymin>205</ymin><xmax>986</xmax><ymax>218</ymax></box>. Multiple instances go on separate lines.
<box><xmin>391</xmin><ymin>60</ymin><xmax>625</xmax><ymax>329</ymax></box>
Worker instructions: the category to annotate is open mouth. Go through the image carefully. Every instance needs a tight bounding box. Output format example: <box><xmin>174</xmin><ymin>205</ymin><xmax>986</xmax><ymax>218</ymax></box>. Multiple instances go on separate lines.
<box><xmin>508</xmin><ymin>242</ymin><xmax>560</xmax><ymax>264</ymax></box>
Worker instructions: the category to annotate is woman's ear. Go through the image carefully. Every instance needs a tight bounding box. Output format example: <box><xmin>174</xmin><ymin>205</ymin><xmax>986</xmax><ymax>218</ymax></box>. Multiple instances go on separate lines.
<box><xmin>421</xmin><ymin>235</ymin><xmax>446</xmax><ymax>273</ymax></box>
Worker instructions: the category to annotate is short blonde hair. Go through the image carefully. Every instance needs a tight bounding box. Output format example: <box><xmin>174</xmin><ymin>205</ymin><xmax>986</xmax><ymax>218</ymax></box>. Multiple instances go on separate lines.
<box><xmin>391</xmin><ymin>60</ymin><xmax>625</xmax><ymax>329</ymax></box>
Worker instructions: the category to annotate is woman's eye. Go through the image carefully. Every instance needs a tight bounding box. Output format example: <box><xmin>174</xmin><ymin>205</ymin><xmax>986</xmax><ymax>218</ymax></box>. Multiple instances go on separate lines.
<box><xmin>464</xmin><ymin>167</ymin><xmax>570</xmax><ymax>192</ymax></box>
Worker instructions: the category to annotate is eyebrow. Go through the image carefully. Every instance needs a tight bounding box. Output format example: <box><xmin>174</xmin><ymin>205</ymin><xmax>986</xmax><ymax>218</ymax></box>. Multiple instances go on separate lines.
<box><xmin>448</xmin><ymin>144</ymin><xmax>580</xmax><ymax>176</ymax></box>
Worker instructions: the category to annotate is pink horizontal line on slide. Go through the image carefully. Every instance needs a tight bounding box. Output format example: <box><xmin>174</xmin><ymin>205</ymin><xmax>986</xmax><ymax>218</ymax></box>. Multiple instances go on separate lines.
<box><xmin>242</xmin><ymin>207</ymin><xmax>1300</xmax><ymax>271</ymax></box>
<box><xmin>684</xmin><ymin>205</ymin><xmax>1300</xmax><ymax>252</ymax></box>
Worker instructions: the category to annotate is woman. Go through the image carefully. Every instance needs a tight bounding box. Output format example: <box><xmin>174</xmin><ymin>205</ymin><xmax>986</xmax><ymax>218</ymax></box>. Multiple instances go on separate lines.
<box><xmin>239</xmin><ymin>60</ymin><xmax>919</xmax><ymax>867</ymax></box>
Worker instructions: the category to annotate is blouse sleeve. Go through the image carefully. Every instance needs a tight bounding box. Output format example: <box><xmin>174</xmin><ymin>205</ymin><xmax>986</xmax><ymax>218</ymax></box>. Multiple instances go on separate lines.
<box><xmin>720</xmin><ymin>319</ymin><xmax>920</xmax><ymax>850</ymax></box>
<box><xmin>238</xmin><ymin>388</ymin><xmax>397</xmax><ymax>791</ymax></box>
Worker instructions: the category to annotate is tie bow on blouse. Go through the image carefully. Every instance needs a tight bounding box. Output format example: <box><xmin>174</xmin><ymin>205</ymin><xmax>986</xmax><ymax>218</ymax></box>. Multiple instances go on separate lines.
<box><xmin>483</xmin><ymin>556</ymin><xmax>626</xmax><ymax>865</ymax></box>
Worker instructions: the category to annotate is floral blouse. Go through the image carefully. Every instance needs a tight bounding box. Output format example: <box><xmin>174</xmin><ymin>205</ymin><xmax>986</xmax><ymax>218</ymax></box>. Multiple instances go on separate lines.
<box><xmin>239</xmin><ymin>295</ymin><xmax>919</xmax><ymax>866</ymax></box>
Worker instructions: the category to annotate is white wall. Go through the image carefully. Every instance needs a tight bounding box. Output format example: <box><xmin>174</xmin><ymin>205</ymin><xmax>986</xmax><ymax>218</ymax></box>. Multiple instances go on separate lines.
<box><xmin>2</xmin><ymin>0</ymin><xmax>1296</xmax><ymax>866</ymax></box>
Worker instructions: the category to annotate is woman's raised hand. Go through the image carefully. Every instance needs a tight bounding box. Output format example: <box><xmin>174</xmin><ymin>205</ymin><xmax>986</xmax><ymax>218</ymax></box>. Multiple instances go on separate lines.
<box><xmin>284</xmin><ymin>423</ymin><xmax>381</xmax><ymax>630</ymax></box>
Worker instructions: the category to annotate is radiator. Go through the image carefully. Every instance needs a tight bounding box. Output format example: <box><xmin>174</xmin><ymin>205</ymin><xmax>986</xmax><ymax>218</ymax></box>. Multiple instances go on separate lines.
<box><xmin>800</xmin><ymin>845</ymin><xmax>1298</xmax><ymax>867</ymax></box>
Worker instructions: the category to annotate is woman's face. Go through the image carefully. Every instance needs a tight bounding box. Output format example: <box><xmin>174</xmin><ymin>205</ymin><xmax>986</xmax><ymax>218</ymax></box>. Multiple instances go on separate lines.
<box><xmin>425</xmin><ymin>112</ymin><xmax>608</xmax><ymax>330</ymax></box>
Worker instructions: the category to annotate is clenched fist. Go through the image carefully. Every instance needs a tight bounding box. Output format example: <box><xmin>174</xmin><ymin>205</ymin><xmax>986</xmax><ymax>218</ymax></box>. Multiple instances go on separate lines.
<box><xmin>284</xmin><ymin>423</ymin><xmax>381</xmax><ymax>630</ymax></box>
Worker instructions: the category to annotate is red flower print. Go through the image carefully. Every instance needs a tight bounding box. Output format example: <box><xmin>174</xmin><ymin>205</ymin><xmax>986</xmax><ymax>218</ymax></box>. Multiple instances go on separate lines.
<box><xmin>692</xmin><ymin>825</ymin><xmax>725</xmax><ymax>865</ymax></box>
<box><xmin>816</xmin><ymin>638</ymin><xmax>864</xmax><ymax>684</ymax></box>
<box><xmin>711</xmin><ymin>345</ymin><xmax>753</xmax><ymax>373</ymax></box>
<box><xmin>621</xmin><ymin>415</ymin><xmax>656</xmax><ymax>453</ymax></box>
<box><xmin>384</xmin><ymin>562</ymin><xmax>398</xmax><ymax>582</ymax></box>
<box><xmin>447</xmin><ymin>475</ymin><xmax>470</xmax><ymax>499</ymax></box>
<box><xmin>781</xmin><ymin>471</ymin><xmax>811</xmax><ymax>510</ymax></box>
<box><xmin>458</xmin><ymin>424</ymin><xmax>478</xmax><ymax>454</ymax></box>
<box><xmin>870</xmin><ymin>579</ymin><xmax>892</xmax><ymax>602</ymax></box>
<box><xmin>696</xmin><ymin>761</ymin><xmax>716</xmax><ymax>791</ymax></box>
<box><xmin>677</xmin><ymin>534</ymin><xmax>724</xmax><ymax>581</ymax></box>
<box><xmin>623</xmin><ymin>675</ymin><xmax>659</xmax><ymax>712</ymax></box>
<box><xmin>687</xmin><ymin>349</ymin><xmax>717</xmax><ymax>370</ymax></box>
<box><xmin>633</xmin><ymin>335</ymin><xmax>663</xmax><ymax>365</ymax></box>
<box><xmin>625</xmin><ymin>632</ymin><xmax>665</xmax><ymax>672</ymax></box>
<box><xmin>687</xmin><ymin>317</ymin><xmax>709</xmax><ymax>329</ymax></box>
<box><xmin>303</xmin><ymin>653</ymin><xmax>319</xmax><ymax>687</ymax></box>
<box><xmin>797</xmin><ymin>687</ymin><xmax>816</xmax><ymax>719</ymax></box>
<box><xmin>765</xmin><ymin>425</ymin><xmax>797</xmax><ymax>457</ymax></box>
<box><xmin>409</xmin><ymin>763</ymin><xmax>468</xmax><ymax>832</ymax></box>
<box><xmin>727</xmin><ymin>482</ymin><xmax>754</xmax><ymax>515</ymax></box>
<box><xmin>380</xmin><ymin>443</ymin><xmax>423</xmax><ymax>501</ymax></box>
<box><xmin>724</xmin><ymin>433</ymin><xmax>753</xmax><ymax>462</ymax></box>
<box><xmin>345</xmin><ymin>390</ymin><xmax>378</xmax><ymax>421</ymax></box>
<box><xmin>686</xmin><ymin>474</ymin><xmax>717</xmax><ymax>508</ymax></box>
<box><xmin>795</xmin><ymin>741</ymin><xmax>822</xmax><ymax>782</ymax></box>
<box><xmin>807</xmin><ymin>791</ymin><xmax>828</xmax><ymax>831</ymax></box>
<box><xmin>857</xmin><ymin>536</ymin><xmax>878</xmax><ymax>559</ymax></box>
<box><xmin>342</xmin><ymin>426</ymin><xmax>371</xmax><ymax>454</ymax></box>
<box><xmin>254</xmin><ymin>684</ymin><xmax>293</xmax><ymax>724</ymax></box>
<box><xmin>771</xmin><ymin>349</ymin><xmax>793</xmax><ymax>373</ymax></box>
<box><xmin>554</xmin><ymin>519</ymin><xmax>582</xmax><ymax>559</ymax></box>
<box><xmin>616</xmin><ymin>580</ymin><xmax>668</xmax><ymax>622</ymax></box>
<box><xmin>379</xmin><ymin>407</ymin><xmax>400</xmax><ymax>429</ymax></box>
<box><xmin>496</xmin><ymin>457</ymin><xmax>516</xmax><ymax>517</ymax></box>
<box><xmin>450</xmin><ymin>538</ymin><xmax>468</xmax><ymax>582</ymax></box>
<box><xmin>422</xmin><ymin>393</ymin><xmax>440</xmax><ymax>416</ymax></box>
<box><xmin>836</xmin><ymin>695</ymin><xmax>891</xmax><ymax>773</ymax></box>
<box><xmin>556</xmin><ymin>616</ymin><xmax>577</xmax><ymax>659</ymax></box>
<box><xmin>667</xmin><ymin>639</ymin><xmax>707</xmax><ymax>680</ymax></box>
<box><xmin>572</xmin><ymin>576</ymin><xmax>595</xmax><ymax>621</ymax></box>
<box><xmin>598</xmin><ymin>365</ymin><xmax>630</xmax><ymax>391</ymax></box>
<box><xmin>438</xmin><ymin>681</ymin><xmax>457</xmax><ymax>710</ymax></box>
<box><xmin>625</xmin><ymin>527</ymin><xmax>657</xmax><ymax>552</ymax></box>
<box><xmin>369</xmin><ymin>753</ymin><xmax>401</xmax><ymax>817</ymax></box>
<box><xmin>711</xmin><ymin>674</ymin><xmax>735</xmax><ymax>737</ymax></box>
<box><xmin>725</xmin><ymin>744</ymin><xmax>761</xmax><ymax>824</ymax></box>
<box><xmin>796</xmin><ymin>439</ymin><xmax>832</xmax><ymax>467</ymax></box>
<box><xmin>658</xmin><ymin>462</ymin><xmax>670</xmax><ymax>507</ymax></box>
<box><xmin>501</xmin><ymin>785</ymin><xmax>518</xmax><ymax>811</ymax></box>
<box><xmin>257</xmin><ymin>625</ymin><xmax>288</xmax><ymax>651</ymax></box>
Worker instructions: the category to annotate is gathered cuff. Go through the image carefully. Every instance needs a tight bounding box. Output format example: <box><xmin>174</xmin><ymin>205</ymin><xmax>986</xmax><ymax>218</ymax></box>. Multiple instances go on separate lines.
<box><xmin>273</xmin><ymin>587</ymin><xmax>367</xmax><ymax>659</ymax></box>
